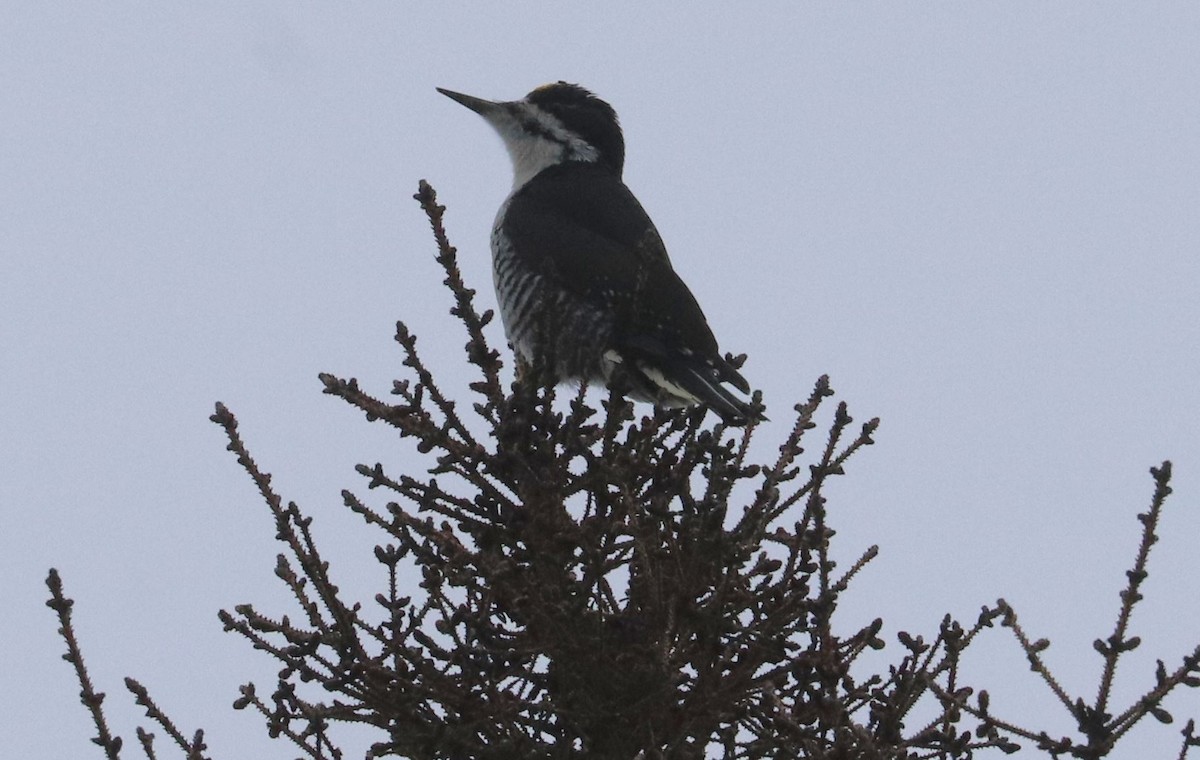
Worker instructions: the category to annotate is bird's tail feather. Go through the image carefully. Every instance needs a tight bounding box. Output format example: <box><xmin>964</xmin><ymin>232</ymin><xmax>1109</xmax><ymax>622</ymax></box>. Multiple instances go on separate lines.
<box><xmin>636</xmin><ymin>356</ymin><xmax>763</xmax><ymax>423</ymax></box>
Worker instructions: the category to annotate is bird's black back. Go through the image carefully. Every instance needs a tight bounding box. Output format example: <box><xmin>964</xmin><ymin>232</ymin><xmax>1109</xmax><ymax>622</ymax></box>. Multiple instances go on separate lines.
<box><xmin>500</xmin><ymin>162</ymin><xmax>723</xmax><ymax>363</ymax></box>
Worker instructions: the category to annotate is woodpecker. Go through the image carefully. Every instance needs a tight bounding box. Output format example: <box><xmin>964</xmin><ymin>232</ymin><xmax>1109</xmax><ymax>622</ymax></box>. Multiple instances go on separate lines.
<box><xmin>437</xmin><ymin>82</ymin><xmax>760</xmax><ymax>422</ymax></box>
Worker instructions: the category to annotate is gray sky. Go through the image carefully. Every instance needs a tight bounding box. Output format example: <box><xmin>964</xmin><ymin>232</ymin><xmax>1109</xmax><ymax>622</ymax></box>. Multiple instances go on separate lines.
<box><xmin>4</xmin><ymin>4</ymin><xmax>1198</xmax><ymax>757</ymax></box>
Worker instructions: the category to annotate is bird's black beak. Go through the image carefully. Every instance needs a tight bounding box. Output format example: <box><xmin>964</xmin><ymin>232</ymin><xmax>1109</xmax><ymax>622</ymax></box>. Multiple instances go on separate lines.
<box><xmin>436</xmin><ymin>87</ymin><xmax>503</xmax><ymax>117</ymax></box>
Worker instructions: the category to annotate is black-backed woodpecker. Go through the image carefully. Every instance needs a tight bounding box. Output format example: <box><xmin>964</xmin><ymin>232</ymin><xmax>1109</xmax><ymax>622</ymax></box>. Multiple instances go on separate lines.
<box><xmin>438</xmin><ymin>82</ymin><xmax>759</xmax><ymax>422</ymax></box>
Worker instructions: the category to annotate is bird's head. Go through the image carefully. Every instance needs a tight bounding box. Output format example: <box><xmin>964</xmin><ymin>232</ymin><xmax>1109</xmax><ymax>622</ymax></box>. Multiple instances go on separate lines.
<box><xmin>437</xmin><ymin>82</ymin><xmax>625</xmax><ymax>189</ymax></box>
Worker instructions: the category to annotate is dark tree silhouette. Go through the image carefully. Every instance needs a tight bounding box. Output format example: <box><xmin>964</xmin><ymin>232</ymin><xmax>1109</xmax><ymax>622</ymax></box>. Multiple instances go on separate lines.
<box><xmin>47</xmin><ymin>182</ymin><xmax>1200</xmax><ymax>759</ymax></box>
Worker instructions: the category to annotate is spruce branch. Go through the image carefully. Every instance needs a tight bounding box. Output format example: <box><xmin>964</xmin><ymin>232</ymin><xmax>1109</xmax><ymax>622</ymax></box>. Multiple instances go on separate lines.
<box><xmin>943</xmin><ymin>463</ymin><xmax>1200</xmax><ymax>758</ymax></box>
<box><xmin>1094</xmin><ymin>461</ymin><xmax>1173</xmax><ymax>716</ymax></box>
<box><xmin>46</xmin><ymin>180</ymin><xmax>1198</xmax><ymax>758</ymax></box>
<box><xmin>1180</xmin><ymin>718</ymin><xmax>1200</xmax><ymax>760</ymax></box>
<box><xmin>125</xmin><ymin>679</ymin><xmax>209</xmax><ymax>760</ymax></box>
<box><xmin>46</xmin><ymin>569</ymin><xmax>125</xmax><ymax>760</ymax></box>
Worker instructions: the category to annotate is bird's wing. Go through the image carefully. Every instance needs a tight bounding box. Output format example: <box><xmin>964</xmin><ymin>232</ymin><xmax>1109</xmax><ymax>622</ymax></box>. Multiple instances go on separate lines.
<box><xmin>503</xmin><ymin>163</ymin><xmax>721</xmax><ymax>358</ymax></box>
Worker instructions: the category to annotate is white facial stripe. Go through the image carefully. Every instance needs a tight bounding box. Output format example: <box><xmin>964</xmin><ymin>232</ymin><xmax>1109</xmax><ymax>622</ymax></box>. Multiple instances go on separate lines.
<box><xmin>484</xmin><ymin>103</ymin><xmax>600</xmax><ymax>190</ymax></box>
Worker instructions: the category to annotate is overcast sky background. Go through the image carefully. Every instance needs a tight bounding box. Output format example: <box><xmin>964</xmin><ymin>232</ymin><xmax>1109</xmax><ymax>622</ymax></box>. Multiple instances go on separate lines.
<box><xmin>4</xmin><ymin>4</ymin><xmax>1199</xmax><ymax>758</ymax></box>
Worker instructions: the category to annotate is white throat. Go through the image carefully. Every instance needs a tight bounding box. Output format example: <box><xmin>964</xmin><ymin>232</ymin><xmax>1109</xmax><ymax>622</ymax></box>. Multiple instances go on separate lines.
<box><xmin>506</xmin><ymin>137</ymin><xmax>571</xmax><ymax>189</ymax></box>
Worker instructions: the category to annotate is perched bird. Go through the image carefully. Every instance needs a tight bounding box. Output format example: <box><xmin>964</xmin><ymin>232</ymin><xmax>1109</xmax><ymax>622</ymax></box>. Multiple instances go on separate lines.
<box><xmin>437</xmin><ymin>82</ymin><xmax>760</xmax><ymax>422</ymax></box>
